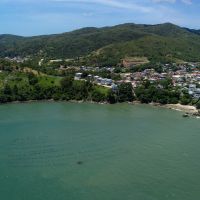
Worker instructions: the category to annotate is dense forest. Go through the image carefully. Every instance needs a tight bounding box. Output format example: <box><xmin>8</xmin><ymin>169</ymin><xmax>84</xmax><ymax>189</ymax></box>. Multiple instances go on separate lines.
<box><xmin>1</xmin><ymin>23</ymin><xmax>200</xmax><ymax>66</ymax></box>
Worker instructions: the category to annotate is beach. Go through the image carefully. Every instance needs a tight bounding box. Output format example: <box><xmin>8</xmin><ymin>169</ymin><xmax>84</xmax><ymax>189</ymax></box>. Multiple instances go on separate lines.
<box><xmin>162</xmin><ymin>103</ymin><xmax>198</xmax><ymax>114</ymax></box>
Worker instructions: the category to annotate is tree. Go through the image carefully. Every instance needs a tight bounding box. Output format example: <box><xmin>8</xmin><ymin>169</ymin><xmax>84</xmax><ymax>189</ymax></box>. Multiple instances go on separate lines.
<box><xmin>180</xmin><ymin>95</ymin><xmax>192</xmax><ymax>105</ymax></box>
<box><xmin>60</xmin><ymin>76</ymin><xmax>73</xmax><ymax>90</ymax></box>
<box><xmin>196</xmin><ymin>101</ymin><xmax>200</xmax><ymax>109</ymax></box>
<box><xmin>28</xmin><ymin>73</ymin><xmax>38</xmax><ymax>85</ymax></box>
<box><xmin>117</xmin><ymin>82</ymin><xmax>134</xmax><ymax>102</ymax></box>
<box><xmin>91</xmin><ymin>90</ymin><xmax>106</xmax><ymax>102</ymax></box>
<box><xmin>159</xmin><ymin>78</ymin><xmax>173</xmax><ymax>89</ymax></box>
<box><xmin>3</xmin><ymin>84</ymin><xmax>12</xmax><ymax>95</ymax></box>
<box><xmin>107</xmin><ymin>90</ymin><xmax>117</xmax><ymax>104</ymax></box>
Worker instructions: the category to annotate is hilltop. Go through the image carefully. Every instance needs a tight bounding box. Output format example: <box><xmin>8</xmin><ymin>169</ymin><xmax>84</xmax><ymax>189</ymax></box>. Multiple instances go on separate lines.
<box><xmin>1</xmin><ymin>23</ymin><xmax>200</xmax><ymax>65</ymax></box>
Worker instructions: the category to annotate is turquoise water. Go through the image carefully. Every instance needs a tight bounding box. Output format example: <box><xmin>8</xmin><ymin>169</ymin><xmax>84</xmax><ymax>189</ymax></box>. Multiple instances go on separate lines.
<box><xmin>0</xmin><ymin>102</ymin><xmax>200</xmax><ymax>200</ymax></box>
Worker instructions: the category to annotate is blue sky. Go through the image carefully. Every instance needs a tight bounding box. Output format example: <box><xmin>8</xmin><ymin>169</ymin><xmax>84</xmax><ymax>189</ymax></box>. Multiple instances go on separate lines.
<box><xmin>0</xmin><ymin>0</ymin><xmax>199</xmax><ymax>36</ymax></box>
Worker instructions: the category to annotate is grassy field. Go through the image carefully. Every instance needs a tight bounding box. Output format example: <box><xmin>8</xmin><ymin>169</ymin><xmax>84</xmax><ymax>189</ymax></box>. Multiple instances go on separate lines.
<box><xmin>94</xmin><ymin>85</ymin><xmax>110</xmax><ymax>95</ymax></box>
<box><xmin>38</xmin><ymin>76</ymin><xmax>62</xmax><ymax>87</ymax></box>
<box><xmin>0</xmin><ymin>71</ymin><xmax>62</xmax><ymax>89</ymax></box>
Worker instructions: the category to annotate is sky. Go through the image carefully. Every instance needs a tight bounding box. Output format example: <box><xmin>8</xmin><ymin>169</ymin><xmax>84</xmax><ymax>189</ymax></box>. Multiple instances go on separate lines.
<box><xmin>0</xmin><ymin>0</ymin><xmax>199</xmax><ymax>36</ymax></box>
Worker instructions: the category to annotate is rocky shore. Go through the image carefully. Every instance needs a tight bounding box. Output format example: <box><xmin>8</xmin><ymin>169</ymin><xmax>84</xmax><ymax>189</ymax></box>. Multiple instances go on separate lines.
<box><xmin>161</xmin><ymin>104</ymin><xmax>200</xmax><ymax>118</ymax></box>
<box><xmin>131</xmin><ymin>101</ymin><xmax>200</xmax><ymax>118</ymax></box>
<box><xmin>162</xmin><ymin>104</ymin><xmax>197</xmax><ymax>114</ymax></box>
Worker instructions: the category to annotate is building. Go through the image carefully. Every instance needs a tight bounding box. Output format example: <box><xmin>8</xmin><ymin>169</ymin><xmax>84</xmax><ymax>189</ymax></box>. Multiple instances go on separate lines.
<box><xmin>75</xmin><ymin>73</ymin><xmax>83</xmax><ymax>80</ymax></box>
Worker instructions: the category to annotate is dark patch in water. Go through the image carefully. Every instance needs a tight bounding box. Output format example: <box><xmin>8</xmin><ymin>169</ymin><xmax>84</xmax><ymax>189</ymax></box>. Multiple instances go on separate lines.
<box><xmin>77</xmin><ymin>161</ymin><xmax>83</xmax><ymax>165</ymax></box>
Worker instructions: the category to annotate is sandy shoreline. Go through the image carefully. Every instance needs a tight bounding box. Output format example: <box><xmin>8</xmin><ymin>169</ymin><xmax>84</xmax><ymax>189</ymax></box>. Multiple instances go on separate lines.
<box><xmin>161</xmin><ymin>104</ymin><xmax>198</xmax><ymax>114</ymax></box>
<box><xmin>130</xmin><ymin>101</ymin><xmax>198</xmax><ymax>114</ymax></box>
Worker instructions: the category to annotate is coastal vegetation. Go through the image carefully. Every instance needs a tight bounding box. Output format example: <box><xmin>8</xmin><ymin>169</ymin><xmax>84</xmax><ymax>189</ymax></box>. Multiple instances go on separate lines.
<box><xmin>0</xmin><ymin>69</ymin><xmax>194</xmax><ymax>109</ymax></box>
<box><xmin>0</xmin><ymin>71</ymin><xmax>110</xmax><ymax>103</ymax></box>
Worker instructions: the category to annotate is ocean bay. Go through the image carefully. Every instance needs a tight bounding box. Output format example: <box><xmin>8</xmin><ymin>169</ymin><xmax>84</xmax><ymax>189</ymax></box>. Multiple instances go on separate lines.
<box><xmin>0</xmin><ymin>102</ymin><xmax>200</xmax><ymax>200</ymax></box>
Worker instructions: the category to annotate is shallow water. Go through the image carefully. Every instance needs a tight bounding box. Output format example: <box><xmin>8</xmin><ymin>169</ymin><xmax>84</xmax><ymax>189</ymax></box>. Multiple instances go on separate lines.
<box><xmin>0</xmin><ymin>102</ymin><xmax>200</xmax><ymax>200</ymax></box>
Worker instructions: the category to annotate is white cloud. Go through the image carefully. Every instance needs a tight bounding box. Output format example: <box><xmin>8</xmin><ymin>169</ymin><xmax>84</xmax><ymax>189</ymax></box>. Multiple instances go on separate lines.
<box><xmin>52</xmin><ymin>0</ymin><xmax>154</xmax><ymax>13</ymax></box>
<box><xmin>181</xmin><ymin>0</ymin><xmax>192</xmax><ymax>4</ymax></box>
<box><xmin>0</xmin><ymin>0</ymin><xmax>192</xmax><ymax>7</ymax></box>
<box><xmin>152</xmin><ymin>0</ymin><xmax>192</xmax><ymax>4</ymax></box>
<box><xmin>152</xmin><ymin>0</ymin><xmax>176</xmax><ymax>3</ymax></box>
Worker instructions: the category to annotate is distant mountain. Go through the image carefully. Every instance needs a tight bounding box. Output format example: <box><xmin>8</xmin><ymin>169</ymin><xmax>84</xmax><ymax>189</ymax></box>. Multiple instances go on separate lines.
<box><xmin>1</xmin><ymin>23</ymin><xmax>200</xmax><ymax>65</ymax></box>
<box><xmin>184</xmin><ymin>28</ymin><xmax>200</xmax><ymax>35</ymax></box>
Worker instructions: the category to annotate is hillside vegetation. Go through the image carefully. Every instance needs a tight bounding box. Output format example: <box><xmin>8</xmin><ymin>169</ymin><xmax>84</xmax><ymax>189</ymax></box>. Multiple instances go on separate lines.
<box><xmin>1</xmin><ymin>23</ymin><xmax>200</xmax><ymax>65</ymax></box>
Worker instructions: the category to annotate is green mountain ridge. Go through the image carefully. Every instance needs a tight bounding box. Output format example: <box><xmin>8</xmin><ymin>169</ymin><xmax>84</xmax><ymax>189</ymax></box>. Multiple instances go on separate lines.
<box><xmin>1</xmin><ymin>22</ymin><xmax>200</xmax><ymax>65</ymax></box>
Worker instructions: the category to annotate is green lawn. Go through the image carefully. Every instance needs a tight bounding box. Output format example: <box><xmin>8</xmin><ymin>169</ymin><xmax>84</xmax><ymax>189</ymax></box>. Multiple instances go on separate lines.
<box><xmin>38</xmin><ymin>76</ymin><xmax>61</xmax><ymax>87</ymax></box>
<box><xmin>94</xmin><ymin>85</ymin><xmax>110</xmax><ymax>95</ymax></box>
<box><xmin>0</xmin><ymin>71</ymin><xmax>62</xmax><ymax>89</ymax></box>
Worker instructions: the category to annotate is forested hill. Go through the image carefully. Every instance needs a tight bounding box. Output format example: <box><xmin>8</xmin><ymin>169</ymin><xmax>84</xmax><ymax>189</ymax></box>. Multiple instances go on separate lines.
<box><xmin>1</xmin><ymin>23</ymin><xmax>200</xmax><ymax>63</ymax></box>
